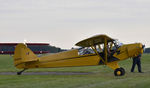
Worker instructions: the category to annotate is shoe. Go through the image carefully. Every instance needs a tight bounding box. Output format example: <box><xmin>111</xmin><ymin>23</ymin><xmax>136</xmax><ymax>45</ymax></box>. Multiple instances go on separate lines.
<box><xmin>139</xmin><ymin>72</ymin><xmax>144</xmax><ymax>73</ymax></box>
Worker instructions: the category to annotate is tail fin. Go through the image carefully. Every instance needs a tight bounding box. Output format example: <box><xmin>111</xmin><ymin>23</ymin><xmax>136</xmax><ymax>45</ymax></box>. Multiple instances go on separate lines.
<box><xmin>13</xmin><ymin>44</ymin><xmax>39</xmax><ymax>69</ymax></box>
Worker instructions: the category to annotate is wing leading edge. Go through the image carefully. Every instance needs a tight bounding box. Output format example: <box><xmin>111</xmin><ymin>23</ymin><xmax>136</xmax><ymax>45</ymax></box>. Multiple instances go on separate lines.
<box><xmin>75</xmin><ymin>34</ymin><xmax>115</xmax><ymax>47</ymax></box>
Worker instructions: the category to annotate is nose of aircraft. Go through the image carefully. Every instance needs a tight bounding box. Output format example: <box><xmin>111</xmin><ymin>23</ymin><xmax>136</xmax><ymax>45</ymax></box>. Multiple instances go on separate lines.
<box><xmin>139</xmin><ymin>43</ymin><xmax>145</xmax><ymax>54</ymax></box>
<box><xmin>127</xmin><ymin>43</ymin><xmax>144</xmax><ymax>58</ymax></box>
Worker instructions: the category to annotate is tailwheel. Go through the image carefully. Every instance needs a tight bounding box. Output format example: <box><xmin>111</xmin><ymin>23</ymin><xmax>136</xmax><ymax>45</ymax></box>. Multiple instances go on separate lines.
<box><xmin>17</xmin><ymin>69</ymin><xmax>27</xmax><ymax>75</ymax></box>
<box><xmin>114</xmin><ymin>68</ymin><xmax>125</xmax><ymax>76</ymax></box>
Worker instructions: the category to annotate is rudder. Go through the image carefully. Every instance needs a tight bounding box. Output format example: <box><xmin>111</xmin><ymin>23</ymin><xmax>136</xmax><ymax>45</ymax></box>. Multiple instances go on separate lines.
<box><xmin>13</xmin><ymin>43</ymin><xmax>39</xmax><ymax>69</ymax></box>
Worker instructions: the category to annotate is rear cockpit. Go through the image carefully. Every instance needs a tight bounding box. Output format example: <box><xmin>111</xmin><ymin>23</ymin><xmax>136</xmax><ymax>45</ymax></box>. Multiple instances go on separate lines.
<box><xmin>78</xmin><ymin>47</ymin><xmax>95</xmax><ymax>55</ymax></box>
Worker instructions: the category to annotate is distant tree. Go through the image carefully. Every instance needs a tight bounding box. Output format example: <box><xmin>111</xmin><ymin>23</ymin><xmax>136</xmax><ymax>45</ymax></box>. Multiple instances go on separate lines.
<box><xmin>39</xmin><ymin>45</ymin><xmax>67</xmax><ymax>53</ymax></box>
<box><xmin>144</xmin><ymin>48</ymin><xmax>150</xmax><ymax>53</ymax></box>
<box><xmin>0</xmin><ymin>45</ymin><xmax>67</xmax><ymax>54</ymax></box>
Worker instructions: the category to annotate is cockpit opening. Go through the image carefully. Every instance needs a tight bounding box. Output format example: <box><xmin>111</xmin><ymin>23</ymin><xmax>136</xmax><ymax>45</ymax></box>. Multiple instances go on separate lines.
<box><xmin>78</xmin><ymin>40</ymin><xmax>123</xmax><ymax>56</ymax></box>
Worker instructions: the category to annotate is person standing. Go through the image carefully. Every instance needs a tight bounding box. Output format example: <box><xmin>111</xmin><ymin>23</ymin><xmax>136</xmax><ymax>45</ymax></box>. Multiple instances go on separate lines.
<box><xmin>131</xmin><ymin>54</ymin><xmax>143</xmax><ymax>73</ymax></box>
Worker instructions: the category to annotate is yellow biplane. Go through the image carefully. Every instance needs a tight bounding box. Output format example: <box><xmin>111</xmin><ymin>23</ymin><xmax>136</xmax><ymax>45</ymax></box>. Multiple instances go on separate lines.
<box><xmin>13</xmin><ymin>34</ymin><xmax>144</xmax><ymax>76</ymax></box>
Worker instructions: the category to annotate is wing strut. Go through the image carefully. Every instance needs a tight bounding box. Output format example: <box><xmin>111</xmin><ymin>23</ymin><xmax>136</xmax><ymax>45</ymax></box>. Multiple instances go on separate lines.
<box><xmin>91</xmin><ymin>46</ymin><xmax>105</xmax><ymax>64</ymax></box>
<box><xmin>98</xmin><ymin>44</ymin><xmax>102</xmax><ymax>51</ymax></box>
<box><xmin>104</xmin><ymin>38</ymin><xmax>108</xmax><ymax>65</ymax></box>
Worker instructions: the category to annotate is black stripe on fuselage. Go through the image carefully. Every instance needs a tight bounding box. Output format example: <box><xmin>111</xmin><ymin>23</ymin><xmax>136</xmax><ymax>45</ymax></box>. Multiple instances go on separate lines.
<box><xmin>39</xmin><ymin>54</ymin><xmax>97</xmax><ymax>64</ymax></box>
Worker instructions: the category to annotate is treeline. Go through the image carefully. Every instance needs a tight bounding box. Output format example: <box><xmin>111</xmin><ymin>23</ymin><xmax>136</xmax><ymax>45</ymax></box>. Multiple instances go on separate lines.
<box><xmin>41</xmin><ymin>45</ymin><xmax>67</xmax><ymax>53</ymax></box>
<box><xmin>28</xmin><ymin>45</ymin><xmax>67</xmax><ymax>53</ymax></box>
<box><xmin>144</xmin><ymin>48</ymin><xmax>150</xmax><ymax>53</ymax></box>
<box><xmin>0</xmin><ymin>45</ymin><xmax>67</xmax><ymax>53</ymax></box>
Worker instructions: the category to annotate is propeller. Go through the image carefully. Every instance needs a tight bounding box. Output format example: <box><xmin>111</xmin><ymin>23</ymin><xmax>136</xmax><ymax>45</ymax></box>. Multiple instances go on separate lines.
<box><xmin>23</xmin><ymin>39</ymin><xmax>28</xmax><ymax>46</ymax></box>
<box><xmin>23</xmin><ymin>39</ymin><xmax>27</xmax><ymax>44</ymax></box>
<box><xmin>142</xmin><ymin>45</ymin><xmax>145</xmax><ymax>49</ymax></box>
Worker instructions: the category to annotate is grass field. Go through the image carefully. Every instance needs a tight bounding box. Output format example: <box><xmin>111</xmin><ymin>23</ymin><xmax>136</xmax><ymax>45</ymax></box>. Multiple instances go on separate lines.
<box><xmin>0</xmin><ymin>54</ymin><xmax>150</xmax><ymax>88</ymax></box>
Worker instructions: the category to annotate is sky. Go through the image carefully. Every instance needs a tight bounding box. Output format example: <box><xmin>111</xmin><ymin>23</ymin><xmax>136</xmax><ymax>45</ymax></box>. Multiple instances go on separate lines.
<box><xmin>0</xmin><ymin>0</ymin><xmax>150</xmax><ymax>49</ymax></box>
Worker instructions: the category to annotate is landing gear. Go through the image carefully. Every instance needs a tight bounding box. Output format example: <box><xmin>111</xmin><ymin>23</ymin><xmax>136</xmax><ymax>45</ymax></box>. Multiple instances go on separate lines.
<box><xmin>17</xmin><ymin>69</ymin><xmax>27</xmax><ymax>75</ymax></box>
<box><xmin>114</xmin><ymin>67</ymin><xmax>125</xmax><ymax>76</ymax></box>
<box><xmin>120</xmin><ymin>67</ymin><xmax>125</xmax><ymax>75</ymax></box>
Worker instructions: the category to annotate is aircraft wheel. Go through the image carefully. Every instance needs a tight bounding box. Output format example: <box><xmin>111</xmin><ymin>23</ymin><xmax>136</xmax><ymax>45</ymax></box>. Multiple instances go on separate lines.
<box><xmin>114</xmin><ymin>68</ymin><xmax>125</xmax><ymax>76</ymax></box>
<box><xmin>17</xmin><ymin>72</ymin><xmax>22</xmax><ymax>75</ymax></box>
<box><xmin>120</xmin><ymin>67</ymin><xmax>125</xmax><ymax>75</ymax></box>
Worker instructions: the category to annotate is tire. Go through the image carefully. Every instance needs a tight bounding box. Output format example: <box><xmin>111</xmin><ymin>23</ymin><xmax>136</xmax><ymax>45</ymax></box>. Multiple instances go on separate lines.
<box><xmin>17</xmin><ymin>72</ymin><xmax>22</xmax><ymax>75</ymax></box>
<box><xmin>114</xmin><ymin>68</ymin><xmax>125</xmax><ymax>76</ymax></box>
<box><xmin>120</xmin><ymin>67</ymin><xmax>125</xmax><ymax>75</ymax></box>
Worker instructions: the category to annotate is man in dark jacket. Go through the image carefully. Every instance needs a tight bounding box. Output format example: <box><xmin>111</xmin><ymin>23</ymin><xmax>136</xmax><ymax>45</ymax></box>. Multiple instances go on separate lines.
<box><xmin>131</xmin><ymin>54</ymin><xmax>143</xmax><ymax>73</ymax></box>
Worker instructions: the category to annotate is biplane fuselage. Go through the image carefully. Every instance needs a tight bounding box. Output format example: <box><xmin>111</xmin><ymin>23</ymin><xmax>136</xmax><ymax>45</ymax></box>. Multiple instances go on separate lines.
<box><xmin>13</xmin><ymin>35</ymin><xmax>144</xmax><ymax>76</ymax></box>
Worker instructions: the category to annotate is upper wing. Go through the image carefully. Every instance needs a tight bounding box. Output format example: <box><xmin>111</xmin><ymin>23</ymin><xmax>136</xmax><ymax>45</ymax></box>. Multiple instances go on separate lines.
<box><xmin>75</xmin><ymin>34</ymin><xmax>115</xmax><ymax>47</ymax></box>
